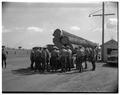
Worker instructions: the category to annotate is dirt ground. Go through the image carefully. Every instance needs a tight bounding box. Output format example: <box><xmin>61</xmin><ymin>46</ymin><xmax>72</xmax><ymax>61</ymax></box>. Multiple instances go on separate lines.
<box><xmin>2</xmin><ymin>53</ymin><xmax>118</xmax><ymax>93</ymax></box>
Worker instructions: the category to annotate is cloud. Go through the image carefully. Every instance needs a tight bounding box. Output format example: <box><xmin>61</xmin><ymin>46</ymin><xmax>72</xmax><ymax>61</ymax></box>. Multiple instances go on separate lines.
<box><xmin>109</xmin><ymin>18</ymin><xmax>117</xmax><ymax>22</ymax></box>
<box><xmin>2</xmin><ymin>26</ymin><xmax>11</xmax><ymax>33</ymax></box>
<box><xmin>70</xmin><ymin>26</ymin><xmax>80</xmax><ymax>31</ymax></box>
<box><xmin>2</xmin><ymin>26</ymin><xmax>25</xmax><ymax>33</ymax></box>
<box><xmin>2</xmin><ymin>26</ymin><xmax>44</xmax><ymax>33</ymax></box>
<box><xmin>27</xmin><ymin>26</ymin><xmax>43</xmax><ymax>32</ymax></box>
<box><xmin>92</xmin><ymin>27</ymin><xmax>102</xmax><ymax>32</ymax></box>
<box><xmin>106</xmin><ymin>18</ymin><xmax>117</xmax><ymax>29</ymax></box>
<box><xmin>14</xmin><ymin>27</ymin><xmax>24</xmax><ymax>30</ymax></box>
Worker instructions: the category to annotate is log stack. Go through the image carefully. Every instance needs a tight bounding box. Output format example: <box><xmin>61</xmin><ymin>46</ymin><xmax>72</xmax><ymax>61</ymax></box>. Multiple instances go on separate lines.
<box><xmin>53</xmin><ymin>29</ymin><xmax>97</xmax><ymax>50</ymax></box>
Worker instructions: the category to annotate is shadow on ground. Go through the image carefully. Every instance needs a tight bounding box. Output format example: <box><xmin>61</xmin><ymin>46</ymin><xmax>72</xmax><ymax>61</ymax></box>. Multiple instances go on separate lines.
<box><xmin>102</xmin><ymin>63</ymin><xmax>118</xmax><ymax>68</ymax></box>
<box><xmin>11</xmin><ymin>67</ymin><xmax>37</xmax><ymax>75</ymax></box>
<box><xmin>11</xmin><ymin>67</ymin><xmax>64</xmax><ymax>76</ymax></box>
<box><xmin>11</xmin><ymin>67</ymin><xmax>91</xmax><ymax>76</ymax></box>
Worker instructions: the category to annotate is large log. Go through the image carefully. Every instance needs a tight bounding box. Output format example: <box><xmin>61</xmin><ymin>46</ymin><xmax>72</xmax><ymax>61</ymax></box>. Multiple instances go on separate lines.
<box><xmin>53</xmin><ymin>29</ymin><xmax>61</xmax><ymax>38</ymax></box>
<box><xmin>53</xmin><ymin>37</ymin><xmax>63</xmax><ymax>49</ymax></box>
<box><xmin>53</xmin><ymin>29</ymin><xmax>97</xmax><ymax>49</ymax></box>
<box><xmin>61</xmin><ymin>36</ymin><xmax>88</xmax><ymax>47</ymax></box>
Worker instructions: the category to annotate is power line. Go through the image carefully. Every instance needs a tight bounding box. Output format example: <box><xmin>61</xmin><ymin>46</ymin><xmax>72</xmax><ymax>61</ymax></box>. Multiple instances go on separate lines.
<box><xmin>89</xmin><ymin>9</ymin><xmax>102</xmax><ymax>17</ymax></box>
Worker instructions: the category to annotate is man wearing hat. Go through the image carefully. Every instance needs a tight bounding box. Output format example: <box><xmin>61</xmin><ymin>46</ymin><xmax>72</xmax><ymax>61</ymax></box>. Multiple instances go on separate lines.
<box><xmin>89</xmin><ymin>48</ymin><xmax>96</xmax><ymax>71</ymax></box>
<box><xmin>41</xmin><ymin>46</ymin><xmax>50</xmax><ymax>72</ymax></box>
<box><xmin>30</xmin><ymin>47</ymin><xmax>36</xmax><ymax>70</ymax></box>
<box><xmin>66</xmin><ymin>45</ymin><xmax>72</xmax><ymax>71</ymax></box>
<box><xmin>50</xmin><ymin>46</ymin><xmax>59</xmax><ymax>72</ymax></box>
<box><xmin>2</xmin><ymin>46</ymin><xmax>7</xmax><ymax>68</ymax></box>
<box><xmin>34</xmin><ymin>47</ymin><xmax>42</xmax><ymax>72</ymax></box>
<box><xmin>76</xmin><ymin>45</ymin><xmax>84</xmax><ymax>72</ymax></box>
<box><xmin>45</xmin><ymin>47</ymin><xmax>50</xmax><ymax>72</ymax></box>
<box><xmin>59</xmin><ymin>45</ymin><xmax>68</xmax><ymax>72</ymax></box>
<box><xmin>83</xmin><ymin>47</ymin><xmax>88</xmax><ymax>69</ymax></box>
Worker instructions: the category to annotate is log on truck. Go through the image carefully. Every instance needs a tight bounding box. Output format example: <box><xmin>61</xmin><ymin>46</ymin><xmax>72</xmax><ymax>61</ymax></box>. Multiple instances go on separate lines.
<box><xmin>53</xmin><ymin>29</ymin><xmax>97</xmax><ymax>50</ymax></box>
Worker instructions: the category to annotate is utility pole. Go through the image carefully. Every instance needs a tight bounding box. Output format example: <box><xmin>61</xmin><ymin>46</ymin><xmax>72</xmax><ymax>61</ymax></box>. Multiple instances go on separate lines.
<box><xmin>89</xmin><ymin>2</ymin><xmax>115</xmax><ymax>62</ymax></box>
<box><xmin>102</xmin><ymin>2</ymin><xmax>104</xmax><ymax>62</ymax></box>
<box><xmin>117</xmin><ymin>2</ymin><xmax>119</xmax><ymax>43</ymax></box>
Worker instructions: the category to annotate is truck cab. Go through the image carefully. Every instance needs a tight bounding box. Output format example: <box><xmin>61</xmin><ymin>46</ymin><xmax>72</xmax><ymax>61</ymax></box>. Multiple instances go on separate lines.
<box><xmin>107</xmin><ymin>49</ymin><xmax>118</xmax><ymax>64</ymax></box>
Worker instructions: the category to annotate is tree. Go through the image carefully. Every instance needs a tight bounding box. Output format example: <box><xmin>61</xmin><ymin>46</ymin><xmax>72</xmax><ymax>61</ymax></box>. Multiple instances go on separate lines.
<box><xmin>18</xmin><ymin>46</ymin><xmax>22</xmax><ymax>49</ymax></box>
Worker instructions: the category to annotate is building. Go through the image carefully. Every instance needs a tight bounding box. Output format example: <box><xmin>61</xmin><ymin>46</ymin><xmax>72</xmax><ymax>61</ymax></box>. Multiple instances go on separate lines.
<box><xmin>97</xmin><ymin>48</ymin><xmax>102</xmax><ymax>61</ymax></box>
<box><xmin>101</xmin><ymin>39</ymin><xmax>118</xmax><ymax>62</ymax></box>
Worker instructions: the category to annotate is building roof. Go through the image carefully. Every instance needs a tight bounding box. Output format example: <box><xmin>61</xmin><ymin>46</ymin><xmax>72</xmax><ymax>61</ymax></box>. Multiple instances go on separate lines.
<box><xmin>100</xmin><ymin>39</ymin><xmax>118</xmax><ymax>47</ymax></box>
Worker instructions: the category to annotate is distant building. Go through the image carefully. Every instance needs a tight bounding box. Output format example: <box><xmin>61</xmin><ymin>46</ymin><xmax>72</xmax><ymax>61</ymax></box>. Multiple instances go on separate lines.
<box><xmin>100</xmin><ymin>39</ymin><xmax>118</xmax><ymax>62</ymax></box>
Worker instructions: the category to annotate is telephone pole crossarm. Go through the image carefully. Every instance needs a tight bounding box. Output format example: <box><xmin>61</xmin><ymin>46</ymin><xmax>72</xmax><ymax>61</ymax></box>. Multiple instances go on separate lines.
<box><xmin>92</xmin><ymin>13</ymin><xmax>115</xmax><ymax>17</ymax></box>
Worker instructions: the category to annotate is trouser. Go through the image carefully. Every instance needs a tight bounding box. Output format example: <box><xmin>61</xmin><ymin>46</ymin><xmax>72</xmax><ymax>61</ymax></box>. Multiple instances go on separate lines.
<box><xmin>41</xmin><ymin>58</ymin><xmax>46</xmax><ymax>72</ymax></box>
<box><xmin>84</xmin><ymin>55</ymin><xmax>87</xmax><ymax>69</ymax></box>
<box><xmin>34</xmin><ymin>60</ymin><xmax>40</xmax><ymax>71</ymax></box>
<box><xmin>34</xmin><ymin>57</ymin><xmax>42</xmax><ymax>71</ymax></box>
<box><xmin>76</xmin><ymin>57</ymin><xmax>83</xmax><ymax>72</ymax></box>
<box><xmin>46</xmin><ymin>59</ymin><xmax>49</xmax><ymax>72</ymax></box>
<box><xmin>72</xmin><ymin>57</ymin><xmax>76</xmax><ymax>68</ymax></box>
<box><xmin>60</xmin><ymin>56</ymin><xmax>67</xmax><ymax>72</ymax></box>
<box><xmin>91</xmin><ymin>61</ymin><xmax>96</xmax><ymax>71</ymax></box>
<box><xmin>30</xmin><ymin>59</ymin><xmax>35</xmax><ymax>69</ymax></box>
<box><xmin>56</xmin><ymin>58</ymin><xmax>60</xmax><ymax>69</ymax></box>
<box><xmin>71</xmin><ymin>58</ymin><xmax>74</xmax><ymax>68</ymax></box>
<box><xmin>89</xmin><ymin>56</ymin><xmax>96</xmax><ymax>71</ymax></box>
<box><xmin>2</xmin><ymin>58</ymin><xmax>6</xmax><ymax>68</ymax></box>
<box><xmin>50</xmin><ymin>57</ymin><xmax>58</xmax><ymax>71</ymax></box>
<box><xmin>67</xmin><ymin>57</ymin><xmax>71</xmax><ymax>71</ymax></box>
<box><xmin>34</xmin><ymin>60</ymin><xmax>38</xmax><ymax>71</ymax></box>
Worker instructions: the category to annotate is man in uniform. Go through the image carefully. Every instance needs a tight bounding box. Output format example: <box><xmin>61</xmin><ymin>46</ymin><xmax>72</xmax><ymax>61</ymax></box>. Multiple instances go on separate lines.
<box><xmin>89</xmin><ymin>48</ymin><xmax>96</xmax><ymax>71</ymax></box>
<box><xmin>94</xmin><ymin>47</ymin><xmax>98</xmax><ymax>62</ymax></box>
<box><xmin>45</xmin><ymin>47</ymin><xmax>50</xmax><ymax>72</ymax></box>
<box><xmin>87</xmin><ymin>48</ymin><xmax>92</xmax><ymax>62</ymax></box>
<box><xmin>2</xmin><ymin>47</ymin><xmax>7</xmax><ymax>68</ymax></box>
<box><xmin>76</xmin><ymin>45</ymin><xmax>84</xmax><ymax>72</ymax></box>
<box><xmin>72</xmin><ymin>47</ymin><xmax>78</xmax><ymax>67</ymax></box>
<box><xmin>66</xmin><ymin>46</ymin><xmax>72</xmax><ymax>71</ymax></box>
<box><xmin>41</xmin><ymin>47</ymin><xmax>50</xmax><ymax>72</ymax></box>
<box><xmin>84</xmin><ymin>47</ymin><xmax>88</xmax><ymax>69</ymax></box>
<box><xmin>30</xmin><ymin>47</ymin><xmax>36</xmax><ymax>70</ymax></box>
<box><xmin>34</xmin><ymin>47</ymin><xmax>42</xmax><ymax>72</ymax></box>
<box><xmin>41</xmin><ymin>47</ymin><xmax>46</xmax><ymax>72</ymax></box>
<box><xmin>50</xmin><ymin>46</ymin><xmax>59</xmax><ymax>72</ymax></box>
<box><xmin>59</xmin><ymin>46</ymin><xmax>68</xmax><ymax>72</ymax></box>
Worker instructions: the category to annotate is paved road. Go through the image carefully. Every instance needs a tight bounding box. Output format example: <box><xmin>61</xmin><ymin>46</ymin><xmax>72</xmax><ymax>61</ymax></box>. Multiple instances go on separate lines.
<box><xmin>2</xmin><ymin>56</ymin><xmax>118</xmax><ymax>92</ymax></box>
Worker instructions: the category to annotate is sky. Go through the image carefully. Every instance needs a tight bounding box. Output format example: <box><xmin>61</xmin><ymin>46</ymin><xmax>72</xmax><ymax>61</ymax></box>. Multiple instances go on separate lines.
<box><xmin>2</xmin><ymin>2</ymin><xmax>118</xmax><ymax>49</ymax></box>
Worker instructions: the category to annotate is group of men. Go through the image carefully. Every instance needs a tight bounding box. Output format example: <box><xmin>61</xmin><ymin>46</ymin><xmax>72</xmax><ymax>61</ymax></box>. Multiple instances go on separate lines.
<box><xmin>50</xmin><ymin>45</ymin><xmax>73</xmax><ymax>72</ymax></box>
<box><xmin>30</xmin><ymin>47</ymin><xmax>50</xmax><ymax>72</ymax></box>
<box><xmin>30</xmin><ymin>45</ymin><xmax>97</xmax><ymax>73</ymax></box>
<box><xmin>75</xmin><ymin>46</ymin><xmax>97</xmax><ymax>72</ymax></box>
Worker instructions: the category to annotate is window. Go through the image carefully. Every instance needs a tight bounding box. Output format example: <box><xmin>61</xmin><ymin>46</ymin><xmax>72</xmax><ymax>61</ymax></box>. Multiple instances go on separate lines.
<box><xmin>107</xmin><ymin>48</ymin><xmax>118</xmax><ymax>55</ymax></box>
<box><xmin>107</xmin><ymin>48</ymin><xmax>112</xmax><ymax>55</ymax></box>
